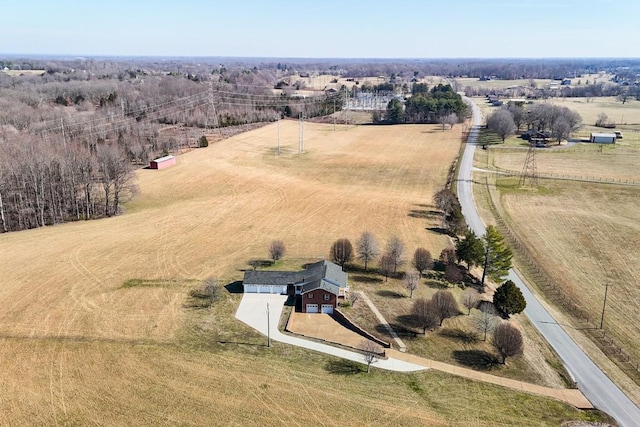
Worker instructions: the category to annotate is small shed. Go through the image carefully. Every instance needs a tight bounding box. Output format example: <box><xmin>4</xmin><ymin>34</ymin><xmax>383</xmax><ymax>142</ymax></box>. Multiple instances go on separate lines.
<box><xmin>150</xmin><ymin>155</ymin><xmax>176</xmax><ymax>169</ymax></box>
<box><xmin>590</xmin><ymin>133</ymin><xmax>616</xmax><ymax>144</ymax></box>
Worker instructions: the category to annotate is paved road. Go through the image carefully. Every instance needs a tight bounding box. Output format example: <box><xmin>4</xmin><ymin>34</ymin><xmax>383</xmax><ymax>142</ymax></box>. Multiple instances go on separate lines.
<box><xmin>458</xmin><ymin>97</ymin><xmax>640</xmax><ymax>427</ymax></box>
<box><xmin>235</xmin><ymin>293</ymin><xmax>426</xmax><ymax>372</ymax></box>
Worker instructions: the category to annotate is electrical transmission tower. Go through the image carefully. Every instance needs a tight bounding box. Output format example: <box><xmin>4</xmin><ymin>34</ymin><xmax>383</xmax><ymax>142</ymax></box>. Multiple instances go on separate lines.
<box><xmin>207</xmin><ymin>81</ymin><xmax>221</xmax><ymax>135</ymax></box>
<box><xmin>518</xmin><ymin>143</ymin><xmax>539</xmax><ymax>187</ymax></box>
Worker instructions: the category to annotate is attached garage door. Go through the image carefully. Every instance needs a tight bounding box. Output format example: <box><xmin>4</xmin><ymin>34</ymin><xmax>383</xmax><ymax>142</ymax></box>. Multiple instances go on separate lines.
<box><xmin>244</xmin><ymin>285</ymin><xmax>258</xmax><ymax>293</ymax></box>
<box><xmin>306</xmin><ymin>304</ymin><xmax>319</xmax><ymax>313</ymax></box>
<box><xmin>321</xmin><ymin>304</ymin><xmax>334</xmax><ymax>314</ymax></box>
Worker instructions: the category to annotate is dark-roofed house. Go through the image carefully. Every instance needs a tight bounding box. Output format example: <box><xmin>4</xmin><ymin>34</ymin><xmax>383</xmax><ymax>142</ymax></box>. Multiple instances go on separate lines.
<box><xmin>242</xmin><ymin>260</ymin><xmax>348</xmax><ymax>314</ymax></box>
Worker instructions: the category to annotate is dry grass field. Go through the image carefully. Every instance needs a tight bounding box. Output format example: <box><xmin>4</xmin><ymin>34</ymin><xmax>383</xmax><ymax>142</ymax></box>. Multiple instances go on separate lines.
<box><xmin>474</xmin><ymin>118</ymin><xmax>640</xmax><ymax>403</ymax></box>
<box><xmin>0</xmin><ymin>121</ymin><xmax>607</xmax><ymax>425</ymax></box>
<box><xmin>2</xmin><ymin>69</ymin><xmax>47</xmax><ymax>77</ymax></box>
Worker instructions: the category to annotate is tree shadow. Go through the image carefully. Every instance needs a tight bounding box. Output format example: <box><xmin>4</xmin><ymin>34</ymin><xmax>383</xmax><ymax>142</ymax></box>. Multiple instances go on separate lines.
<box><xmin>453</xmin><ymin>350</ymin><xmax>500</xmax><ymax>370</ymax></box>
<box><xmin>375</xmin><ymin>321</ymin><xmax>418</xmax><ymax>339</ymax></box>
<box><xmin>425</xmin><ymin>279</ymin><xmax>450</xmax><ymax>289</ymax></box>
<box><xmin>324</xmin><ymin>359</ymin><xmax>363</xmax><ymax>375</ymax></box>
<box><xmin>439</xmin><ymin>328</ymin><xmax>480</xmax><ymax>345</ymax></box>
<box><xmin>409</xmin><ymin>209</ymin><xmax>440</xmax><ymax>219</ymax></box>
<box><xmin>224</xmin><ymin>281</ymin><xmax>244</xmax><ymax>294</ymax></box>
<box><xmin>427</xmin><ymin>226</ymin><xmax>449</xmax><ymax>235</ymax></box>
<box><xmin>395</xmin><ymin>315</ymin><xmax>420</xmax><ymax>334</ymax></box>
<box><xmin>376</xmin><ymin>289</ymin><xmax>404</xmax><ymax>299</ymax></box>
<box><xmin>352</xmin><ymin>275</ymin><xmax>383</xmax><ymax>284</ymax></box>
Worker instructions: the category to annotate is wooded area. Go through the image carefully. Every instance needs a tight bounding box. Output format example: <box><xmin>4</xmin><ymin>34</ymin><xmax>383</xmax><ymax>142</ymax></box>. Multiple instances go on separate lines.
<box><xmin>0</xmin><ymin>59</ymin><xmax>339</xmax><ymax>232</ymax></box>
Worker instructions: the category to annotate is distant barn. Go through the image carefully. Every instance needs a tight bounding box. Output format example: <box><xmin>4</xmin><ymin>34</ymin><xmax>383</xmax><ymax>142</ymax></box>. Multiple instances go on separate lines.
<box><xmin>150</xmin><ymin>155</ymin><xmax>176</xmax><ymax>170</ymax></box>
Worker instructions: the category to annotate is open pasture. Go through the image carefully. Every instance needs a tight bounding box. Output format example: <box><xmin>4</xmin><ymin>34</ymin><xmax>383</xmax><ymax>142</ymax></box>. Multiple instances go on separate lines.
<box><xmin>498</xmin><ymin>179</ymin><xmax>640</xmax><ymax>369</ymax></box>
<box><xmin>2</xmin><ymin>69</ymin><xmax>47</xmax><ymax>77</ymax></box>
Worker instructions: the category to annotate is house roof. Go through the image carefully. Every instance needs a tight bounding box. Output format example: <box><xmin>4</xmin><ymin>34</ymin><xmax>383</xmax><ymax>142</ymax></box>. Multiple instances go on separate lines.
<box><xmin>242</xmin><ymin>260</ymin><xmax>348</xmax><ymax>291</ymax></box>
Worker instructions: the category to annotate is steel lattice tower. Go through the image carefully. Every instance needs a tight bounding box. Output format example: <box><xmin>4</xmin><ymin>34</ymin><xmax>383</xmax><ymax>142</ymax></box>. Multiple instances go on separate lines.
<box><xmin>518</xmin><ymin>143</ymin><xmax>539</xmax><ymax>187</ymax></box>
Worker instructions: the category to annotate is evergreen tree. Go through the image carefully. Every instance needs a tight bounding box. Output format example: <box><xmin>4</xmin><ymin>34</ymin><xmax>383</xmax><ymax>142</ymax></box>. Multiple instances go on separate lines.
<box><xmin>386</xmin><ymin>98</ymin><xmax>404</xmax><ymax>123</ymax></box>
<box><xmin>456</xmin><ymin>229</ymin><xmax>484</xmax><ymax>270</ymax></box>
<box><xmin>481</xmin><ymin>226</ymin><xmax>513</xmax><ymax>284</ymax></box>
<box><xmin>493</xmin><ymin>280</ymin><xmax>526</xmax><ymax>317</ymax></box>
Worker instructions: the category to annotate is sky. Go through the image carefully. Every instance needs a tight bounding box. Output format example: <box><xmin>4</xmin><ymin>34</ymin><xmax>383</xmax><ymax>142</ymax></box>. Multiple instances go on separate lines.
<box><xmin>1</xmin><ymin>0</ymin><xmax>639</xmax><ymax>58</ymax></box>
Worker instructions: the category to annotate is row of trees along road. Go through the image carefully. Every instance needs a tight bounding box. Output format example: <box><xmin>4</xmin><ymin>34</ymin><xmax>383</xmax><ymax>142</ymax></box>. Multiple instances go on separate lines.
<box><xmin>386</xmin><ymin>84</ymin><xmax>468</xmax><ymax>125</ymax></box>
<box><xmin>486</xmin><ymin>102</ymin><xmax>582</xmax><ymax>143</ymax></box>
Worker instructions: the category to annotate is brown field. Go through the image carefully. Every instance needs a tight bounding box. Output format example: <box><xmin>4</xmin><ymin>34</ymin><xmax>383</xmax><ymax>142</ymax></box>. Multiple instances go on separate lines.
<box><xmin>0</xmin><ymin>121</ymin><xmax>606</xmax><ymax>425</ymax></box>
<box><xmin>2</xmin><ymin>69</ymin><xmax>47</xmax><ymax>77</ymax></box>
<box><xmin>456</xmin><ymin>77</ymin><xmax>555</xmax><ymax>90</ymax></box>
<box><xmin>475</xmin><ymin>129</ymin><xmax>640</xmax><ymax>403</ymax></box>
<box><xmin>456</xmin><ymin>74</ymin><xmax>613</xmax><ymax>92</ymax></box>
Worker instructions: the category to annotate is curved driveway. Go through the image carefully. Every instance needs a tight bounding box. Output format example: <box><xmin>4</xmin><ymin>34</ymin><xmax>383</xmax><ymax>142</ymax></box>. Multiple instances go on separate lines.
<box><xmin>458</xmin><ymin>97</ymin><xmax>640</xmax><ymax>426</ymax></box>
<box><xmin>235</xmin><ymin>293</ymin><xmax>426</xmax><ymax>372</ymax></box>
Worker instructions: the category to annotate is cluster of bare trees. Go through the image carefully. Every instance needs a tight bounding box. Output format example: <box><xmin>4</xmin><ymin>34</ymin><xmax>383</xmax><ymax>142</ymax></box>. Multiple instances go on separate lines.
<box><xmin>487</xmin><ymin>102</ymin><xmax>582</xmax><ymax>144</ymax></box>
<box><xmin>0</xmin><ymin>134</ymin><xmax>136</xmax><ymax>232</ymax></box>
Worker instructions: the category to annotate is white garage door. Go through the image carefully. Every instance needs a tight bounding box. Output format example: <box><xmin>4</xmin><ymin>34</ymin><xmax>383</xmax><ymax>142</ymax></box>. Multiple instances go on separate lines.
<box><xmin>306</xmin><ymin>304</ymin><xmax>318</xmax><ymax>313</ymax></box>
<box><xmin>321</xmin><ymin>304</ymin><xmax>334</xmax><ymax>314</ymax></box>
<box><xmin>276</xmin><ymin>285</ymin><xmax>288</xmax><ymax>294</ymax></box>
<box><xmin>244</xmin><ymin>285</ymin><xmax>258</xmax><ymax>293</ymax></box>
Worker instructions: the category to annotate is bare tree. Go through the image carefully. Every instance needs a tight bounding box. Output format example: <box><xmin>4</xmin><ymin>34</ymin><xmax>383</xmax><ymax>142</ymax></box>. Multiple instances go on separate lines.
<box><xmin>356</xmin><ymin>231</ymin><xmax>379</xmax><ymax>271</ymax></box>
<box><xmin>437</xmin><ymin>113</ymin><xmax>448</xmax><ymax>131</ymax></box>
<box><xmin>492</xmin><ymin>322</ymin><xmax>524</xmax><ymax>364</ymax></box>
<box><xmin>595</xmin><ymin>112</ymin><xmax>610</xmax><ymax>127</ymax></box>
<box><xmin>439</xmin><ymin>247</ymin><xmax>458</xmax><ymax>266</ymax></box>
<box><xmin>486</xmin><ymin>108</ymin><xmax>516</xmax><ymax>143</ymax></box>
<box><xmin>268</xmin><ymin>240</ymin><xmax>286</xmax><ymax>262</ymax></box>
<box><xmin>444</xmin><ymin>263</ymin><xmax>464</xmax><ymax>286</ymax></box>
<box><xmin>385</xmin><ymin>236</ymin><xmax>405</xmax><ymax>274</ymax></box>
<box><xmin>412</xmin><ymin>247</ymin><xmax>433</xmax><ymax>277</ymax></box>
<box><xmin>617</xmin><ymin>88</ymin><xmax>630</xmax><ymax>104</ymax></box>
<box><xmin>360</xmin><ymin>340</ymin><xmax>382</xmax><ymax>373</ymax></box>
<box><xmin>474</xmin><ymin>304</ymin><xmax>499</xmax><ymax>341</ymax></box>
<box><xmin>432</xmin><ymin>290</ymin><xmax>459</xmax><ymax>326</ymax></box>
<box><xmin>460</xmin><ymin>288</ymin><xmax>480</xmax><ymax>315</ymax></box>
<box><xmin>433</xmin><ymin>188</ymin><xmax>457</xmax><ymax>217</ymax></box>
<box><xmin>331</xmin><ymin>238</ymin><xmax>354</xmax><ymax>270</ymax></box>
<box><xmin>248</xmin><ymin>259</ymin><xmax>261</xmax><ymax>270</ymax></box>
<box><xmin>445</xmin><ymin>112</ymin><xmax>459</xmax><ymax>129</ymax></box>
<box><xmin>348</xmin><ymin>292</ymin><xmax>360</xmax><ymax>307</ymax></box>
<box><xmin>411</xmin><ymin>298</ymin><xmax>439</xmax><ymax>334</ymax></box>
<box><xmin>379</xmin><ymin>253</ymin><xmax>394</xmax><ymax>282</ymax></box>
<box><xmin>405</xmin><ymin>270</ymin><xmax>420</xmax><ymax>298</ymax></box>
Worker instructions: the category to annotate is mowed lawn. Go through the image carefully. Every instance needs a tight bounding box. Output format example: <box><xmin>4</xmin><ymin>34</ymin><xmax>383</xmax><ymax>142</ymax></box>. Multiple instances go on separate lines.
<box><xmin>0</xmin><ymin>121</ymin><xmax>604</xmax><ymax>425</ymax></box>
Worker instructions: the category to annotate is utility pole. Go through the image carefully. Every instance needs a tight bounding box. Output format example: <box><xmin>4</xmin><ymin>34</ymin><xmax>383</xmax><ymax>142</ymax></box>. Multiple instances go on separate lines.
<box><xmin>298</xmin><ymin>113</ymin><xmax>304</xmax><ymax>154</ymax></box>
<box><xmin>600</xmin><ymin>283</ymin><xmax>612</xmax><ymax>329</ymax></box>
<box><xmin>61</xmin><ymin>117</ymin><xmax>66</xmax><ymax>147</ymax></box>
<box><xmin>266</xmin><ymin>303</ymin><xmax>271</xmax><ymax>347</ymax></box>
<box><xmin>277</xmin><ymin>117</ymin><xmax>280</xmax><ymax>156</ymax></box>
<box><xmin>333</xmin><ymin>97</ymin><xmax>336</xmax><ymax>131</ymax></box>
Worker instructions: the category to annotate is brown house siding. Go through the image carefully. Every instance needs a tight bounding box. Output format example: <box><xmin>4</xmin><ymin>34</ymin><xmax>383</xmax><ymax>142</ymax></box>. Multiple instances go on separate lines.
<box><xmin>301</xmin><ymin>290</ymin><xmax>337</xmax><ymax>312</ymax></box>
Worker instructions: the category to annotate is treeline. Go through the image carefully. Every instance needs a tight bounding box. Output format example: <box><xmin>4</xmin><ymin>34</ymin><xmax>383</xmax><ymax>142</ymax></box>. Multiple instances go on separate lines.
<box><xmin>0</xmin><ymin>59</ymin><xmax>343</xmax><ymax>232</ymax></box>
<box><xmin>0</xmin><ymin>135</ymin><xmax>136</xmax><ymax>232</ymax></box>
<box><xmin>486</xmin><ymin>103</ymin><xmax>582</xmax><ymax>143</ymax></box>
<box><xmin>385</xmin><ymin>84</ymin><xmax>467</xmax><ymax>124</ymax></box>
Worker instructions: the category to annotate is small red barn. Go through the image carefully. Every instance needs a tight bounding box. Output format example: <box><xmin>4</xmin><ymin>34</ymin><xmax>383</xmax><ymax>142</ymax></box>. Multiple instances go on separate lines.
<box><xmin>150</xmin><ymin>155</ymin><xmax>176</xmax><ymax>170</ymax></box>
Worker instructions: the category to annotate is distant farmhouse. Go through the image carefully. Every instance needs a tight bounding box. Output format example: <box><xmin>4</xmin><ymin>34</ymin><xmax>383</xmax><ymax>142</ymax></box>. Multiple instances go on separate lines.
<box><xmin>242</xmin><ymin>260</ymin><xmax>348</xmax><ymax>314</ymax></box>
